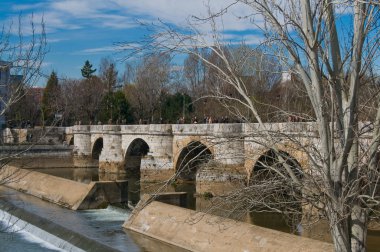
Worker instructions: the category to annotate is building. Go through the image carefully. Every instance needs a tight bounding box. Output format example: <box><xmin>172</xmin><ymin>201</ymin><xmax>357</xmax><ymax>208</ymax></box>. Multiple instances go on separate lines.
<box><xmin>0</xmin><ymin>61</ymin><xmax>11</xmax><ymax>129</ymax></box>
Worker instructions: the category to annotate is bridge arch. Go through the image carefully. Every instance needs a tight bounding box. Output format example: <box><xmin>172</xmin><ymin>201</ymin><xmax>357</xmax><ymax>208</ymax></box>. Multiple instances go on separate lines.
<box><xmin>92</xmin><ymin>137</ymin><xmax>103</xmax><ymax>160</ymax></box>
<box><xmin>250</xmin><ymin>148</ymin><xmax>303</xmax><ymax>182</ymax></box>
<box><xmin>175</xmin><ymin>141</ymin><xmax>213</xmax><ymax>181</ymax></box>
<box><xmin>124</xmin><ymin>138</ymin><xmax>150</xmax><ymax>177</ymax></box>
<box><xmin>69</xmin><ymin>136</ymin><xmax>74</xmax><ymax>145</ymax></box>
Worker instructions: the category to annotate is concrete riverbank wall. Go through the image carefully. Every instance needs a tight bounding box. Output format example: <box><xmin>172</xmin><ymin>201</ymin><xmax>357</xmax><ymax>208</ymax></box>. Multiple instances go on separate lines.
<box><xmin>124</xmin><ymin>201</ymin><xmax>334</xmax><ymax>252</ymax></box>
<box><xmin>0</xmin><ymin>166</ymin><xmax>128</xmax><ymax>210</ymax></box>
<box><xmin>0</xmin><ymin>145</ymin><xmax>74</xmax><ymax>168</ymax></box>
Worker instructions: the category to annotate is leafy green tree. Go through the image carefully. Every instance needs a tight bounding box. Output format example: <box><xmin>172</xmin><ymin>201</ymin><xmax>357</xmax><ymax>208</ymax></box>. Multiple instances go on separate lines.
<box><xmin>81</xmin><ymin>60</ymin><xmax>96</xmax><ymax>78</ymax></box>
<box><xmin>98</xmin><ymin>91</ymin><xmax>132</xmax><ymax>124</ymax></box>
<box><xmin>41</xmin><ymin>71</ymin><xmax>60</xmax><ymax>124</ymax></box>
<box><xmin>161</xmin><ymin>93</ymin><xmax>193</xmax><ymax>123</ymax></box>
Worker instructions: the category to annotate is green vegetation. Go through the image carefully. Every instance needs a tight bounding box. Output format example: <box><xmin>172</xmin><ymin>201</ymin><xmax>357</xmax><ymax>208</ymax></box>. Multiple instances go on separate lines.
<box><xmin>41</xmin><ymin>71</ymin><xmax>59</xmax><ymax>125</ymax></box>
<box><xmin>98</xmin><ymin>91</ymin><xmax>132</xmax><ymax>124</ymax></box>
<box><xmin>81</xmin><ymin>60</ymin><xmax>96</xmax><ymax>79</ymax></box>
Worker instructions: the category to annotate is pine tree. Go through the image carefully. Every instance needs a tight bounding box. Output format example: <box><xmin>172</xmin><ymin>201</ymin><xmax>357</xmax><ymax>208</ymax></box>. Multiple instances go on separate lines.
<box><xmin>41</xmin><ymin>71</ymin><xmax>59</xmax><ymax>124</ymax></box>
<box><xmin>81</xmin><ymin>60</ymin><xmax>96</xmax><ymax>78</ymax></box>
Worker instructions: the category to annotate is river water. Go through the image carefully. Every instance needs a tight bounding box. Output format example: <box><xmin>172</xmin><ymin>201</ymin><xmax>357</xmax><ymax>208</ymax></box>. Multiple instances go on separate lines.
<box><xmin>0</xmin><ymin>220</ymin><xmax>64</xmax><ymax>252</ymax></box>
<box><xmin>3</xmin><ymin>165</ymin><xmax>380</xmax><ymax>251</ymax></box>
<box><xmin>0</xmin><ymin>185</ymin><xmax>186</xmax><ymax>252</ymax></box>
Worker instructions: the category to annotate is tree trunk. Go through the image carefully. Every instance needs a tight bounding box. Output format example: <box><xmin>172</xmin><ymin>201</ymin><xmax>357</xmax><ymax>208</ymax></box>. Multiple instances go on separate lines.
<box><xmin>351</xmin><ymin>205</ymin><xmax>368</xmax><ymax>252</ymax></box>
<box><xmin>329</xmin><ymin>210</ymin><xmax>351</xmax><ymax>252</ymax></box>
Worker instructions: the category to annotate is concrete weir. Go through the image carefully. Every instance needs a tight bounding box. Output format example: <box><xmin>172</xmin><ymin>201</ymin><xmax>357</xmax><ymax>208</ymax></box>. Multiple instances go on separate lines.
<box><xmin>124</xmin><ymin>201</ymin><xmax>334</xmax><ymax>252</ymax></box>
<box><xmin>0</xmin><ymin>166</ymin><xmax>128</xmax><ymax>210</ymax></box>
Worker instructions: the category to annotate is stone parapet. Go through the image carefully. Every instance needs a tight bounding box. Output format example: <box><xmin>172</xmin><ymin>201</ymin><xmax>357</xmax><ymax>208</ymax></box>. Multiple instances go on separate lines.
<box><xmin>120</xmin><ymin>125</ymin><xmax>150</xmax><ymax>134</ymax></box>
<box><xmin>243</xmin><ymin>122</ymin><xmax>318</xmax><ymax>137</ymax></box>
<box><xmin>72</xmin><ymin>125</ymin><xmax>90</xmax><ymax>133</ymax></box>
<box><xmin>147</xmin><ymin>124</ymin><xmax>173</xmax><ymax>135</ymax></box>
<box><xmin>212</xmin><ymin>123</ymin><xmax>243</xmax><ymax>137</ymax></box>
<box><xmin>89</xmin><ymin>125</ymin><xmax>104</xmax><ymax>133</ymax></box>
<box><xmin>172</xmin><ymin>123</ymin><xmax>214</xmax><ymax>135</ymax></box>
<box><xmin>101</xmin><ymin>124</ymin><xmax>121</xmax><ymax>132</ymax></box>
<box><xmin>120</xmin><ymin>124</ymin><xmax>172</xmax><ymax>135</ymax></box>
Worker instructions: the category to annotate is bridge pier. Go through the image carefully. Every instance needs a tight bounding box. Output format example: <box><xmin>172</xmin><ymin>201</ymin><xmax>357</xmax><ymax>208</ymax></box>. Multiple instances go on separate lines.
<box><xmin>140</xmin><ymin>154</ymin><xmax>174</xmax><ymax>181</ymax></box>
<box><xmin>72</xmin><ymin>125</ymin><xmax>97</xmax><ymax>167</ymax></box>
<box><xmin>99</xmin><ymin>125</ymin><xmax>125</xmax><ymax>173</ymax></box>
<box><xmin>141</xmin><ymin>131</ymin><xmax>174</xmax><ymax>181</ymax></box>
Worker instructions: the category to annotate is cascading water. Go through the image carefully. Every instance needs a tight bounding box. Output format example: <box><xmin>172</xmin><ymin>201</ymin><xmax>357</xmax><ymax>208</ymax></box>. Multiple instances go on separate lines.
<box><xmin>20</xmin><ymin>166</ymin><xmax>380</xmax><ymax>251</ymax></box>
<box><xmin>0</xmin><ymin>217</ymin><xmax>65</xmax><ymax>252</ymax></box>
<box><xmin>0</xmin><ymin>186</ymin><xmax>185</xmax><ymax>252</ymax></box>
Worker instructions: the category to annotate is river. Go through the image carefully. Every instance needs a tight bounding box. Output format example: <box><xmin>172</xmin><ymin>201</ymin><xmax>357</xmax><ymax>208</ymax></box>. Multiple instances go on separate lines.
<box><xmin>0</xmin><ymin>184</ymin><xmax>186</xmax><ymax>251</ymax></box>
<box><xmin>2</xmin><ymin>165</ymin><xmax>380</xmax><ymax>251</ymax></box>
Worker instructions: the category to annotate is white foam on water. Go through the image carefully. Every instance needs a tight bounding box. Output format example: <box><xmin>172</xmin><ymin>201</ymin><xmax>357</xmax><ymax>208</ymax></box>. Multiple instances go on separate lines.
<box><xmin>0</xmin><ymin>208</ymin><xmax>84</xmax><ymax>252</ymax></box>
<box><xmin>81</xmin><ymin>205</ymin><xmax>131</xmax><ymax>222</ymax></box>
<box><xmin>0</xmin><ymin>213</ymin><xmax>64</xmax><ymax>251</ymax></box>
<box><xmin>15</xmin><ymin>227</ymin><xmax>66</xmax><ymax>251</ymax></box>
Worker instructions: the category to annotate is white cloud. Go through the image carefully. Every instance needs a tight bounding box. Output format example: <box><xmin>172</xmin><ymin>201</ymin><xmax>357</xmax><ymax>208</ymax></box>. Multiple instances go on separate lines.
<box><xmin>113</xmin><ymin>0</ymin><xmax>262</xmax><ymax>32</ymax></box>
<box><xmin>223</xmin><ymin>34</ymin><xmax>264</xmax><ymax>45</ymax></box>
<box><xmin>76</xmin><ymin>46</ymin><xmax>120</xmax><ymax>55</ymax></box>
<box><xmin>12</xmin><ymin>2</ymin><xmax>46</xmax><ymax>11</ymax></box>
<box><xmin>46</xmin><ymin>38</ymin><xmax>67</xmax><ymax>43</ymax></box>
<box><xmin>41</xmin><ymin>61</ymin><xmax>53</xmax><ymax>68</ymax></box>
<box><xmin>10</xmin><ymin>0</ymin><xmax>262</xmax><ymax>34</ymax></box>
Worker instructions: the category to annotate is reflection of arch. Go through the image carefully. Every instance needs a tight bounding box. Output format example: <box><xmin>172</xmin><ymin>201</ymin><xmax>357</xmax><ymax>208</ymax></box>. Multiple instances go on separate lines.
<box><xmin>176</xmin><ymin>141</ymin><xmax>213</xmax><ymax>181</ymax></box>
<box><xmin>92</xmin><ymin>138</ymin><xmax>103</xmax><ymax>160</ymax></box>
<box><xmin>251</xmin><ymin>149</ymin><xmax>303</xmax><ymax>226</ymax></box>
<box><xmin>252</xmin><ymin>149</ymin><xmax>302</xmax><ymax>180</ymax></box>
<box><xmin>69</xmin><ymin>136</ymin><xmax>74</xmax><ymax>145</ymax></box>
<box><xmin>124</xmin><ymin>138</ymin><xmax>149</xmax><ymax>205</ymax></box>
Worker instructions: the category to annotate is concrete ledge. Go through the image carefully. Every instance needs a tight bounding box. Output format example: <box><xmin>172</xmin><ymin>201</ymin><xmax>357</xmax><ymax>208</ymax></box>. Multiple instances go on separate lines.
<box><xmin>0</xmin><ymin>166</ymin><xmax>127</xmax><ymax>210</ymax></box>
<box><xmin>0</xmin><ymin>206</ymin><xmax>118</xmax><ymax>252</ymax></box>
<box><xmin>123</xmin><ymin>201</ymin><xmax>334</xmax><ymax>252</ymax></box>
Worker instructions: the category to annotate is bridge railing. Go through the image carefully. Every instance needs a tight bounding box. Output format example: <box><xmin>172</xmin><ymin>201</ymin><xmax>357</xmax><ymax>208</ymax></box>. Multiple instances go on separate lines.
<box><xmin>70</xmin><ymin>121</ymin><xmax>373</xmax><ymax>138</ymax></box>
<box><xmin>120</xmin><ymin>124</ymin><xmax>172</xmax><ymax>135</ymax></box>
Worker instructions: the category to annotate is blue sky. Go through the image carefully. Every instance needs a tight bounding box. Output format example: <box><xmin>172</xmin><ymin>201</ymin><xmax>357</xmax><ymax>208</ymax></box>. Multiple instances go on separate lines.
<box><xmin>0</xmin><ymin>0</ymin><xmax>261</xmax><ymax>86</ymax></box>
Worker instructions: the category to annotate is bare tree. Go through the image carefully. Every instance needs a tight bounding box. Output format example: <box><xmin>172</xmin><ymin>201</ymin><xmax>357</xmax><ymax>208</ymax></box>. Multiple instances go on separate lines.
<box><xmin>0</xmin><ymin>15</ymin><xmax>46</xmax><ymax>129</ymax></box>
<box><xmin>184</xmin><ymin>48</ymin><xmax>207</xmax><ymax>96</ymax></box>
<box><xmin>135</xmin><ymin>53</ymin><xmax>171</xmax><ymax>123</ymax></box>
<box><xmin>0</xmin><ymin>14</ymin><xmax>47</xmax><ymax>192</ymax></box>
<box><xmin>99</xmin><ymin>57</ymin><xmax>118</xmax><ymax>93</ymax></box>
<box><xmin>120</xmin><ymin>1</ymin><xmax>380</xmax><ymax>251</ymax></box>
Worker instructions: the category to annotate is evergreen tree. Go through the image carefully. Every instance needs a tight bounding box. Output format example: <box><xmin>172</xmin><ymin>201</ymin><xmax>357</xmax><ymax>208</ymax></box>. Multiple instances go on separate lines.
<box><xmin>41</xmin><ymin>71</ymin><xmax>59</xmax><ymax>124</ymax></box>
<box><xmin>81</xmin><ymin>60</ymin><xmax>96</xmax><ymax>78</ymax></box>
<box><xmin>161</xmin><ymin>93</ymin><xmax>193</xmax><ymax>123</ymax></box>
<box><xmin>98</xmin><ymin>91</ymin><xmax>132</xmax><ymax>123</ymax></box>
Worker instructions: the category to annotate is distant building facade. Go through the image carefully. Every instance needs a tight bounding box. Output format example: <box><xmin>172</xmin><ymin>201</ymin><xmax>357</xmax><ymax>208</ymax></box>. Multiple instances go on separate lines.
<box><xmin>0</xmin><ymin>61</ymin><xmax>11</xmax><ymax>129</ymax></box>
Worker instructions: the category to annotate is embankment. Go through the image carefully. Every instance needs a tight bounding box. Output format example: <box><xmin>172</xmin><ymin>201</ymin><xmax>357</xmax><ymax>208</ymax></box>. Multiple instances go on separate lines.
<box><xmin>0</xmin><ymin>144</ymin><xmax>75</xmax><ymax>168</ymax></box>
<box><xmin>0</xmin><ymin>165</ymin><xmax>127</xmax><ymax>210</ymax></box>
<box><xmin>124</xmin><ymin>201</ymin><xmax>334</xmax><ymax>252</ymax></box>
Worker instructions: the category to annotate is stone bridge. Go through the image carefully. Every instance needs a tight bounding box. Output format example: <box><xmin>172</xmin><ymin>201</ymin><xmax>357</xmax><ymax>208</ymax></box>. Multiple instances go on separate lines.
<box><xmin>67</xmin><ymin>122</ymin><xmax>372</xmax><ymax>182</ymax></box>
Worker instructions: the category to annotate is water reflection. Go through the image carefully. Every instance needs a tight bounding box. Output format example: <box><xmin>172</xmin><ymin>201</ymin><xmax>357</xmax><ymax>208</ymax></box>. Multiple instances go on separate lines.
<box><xmin>174</xmin><ymin>182</ymin><xmax>196</xmax><ymax>210</ymax></box>
<box><xmin>31</xmin><ymin>167</ymin><xmax>380</xmax><ymax>251</ymax></box>
<box><xmin>33</xmin><ymin>167</ymin><xmax>99</xmax><ymax>184</ymax></box>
